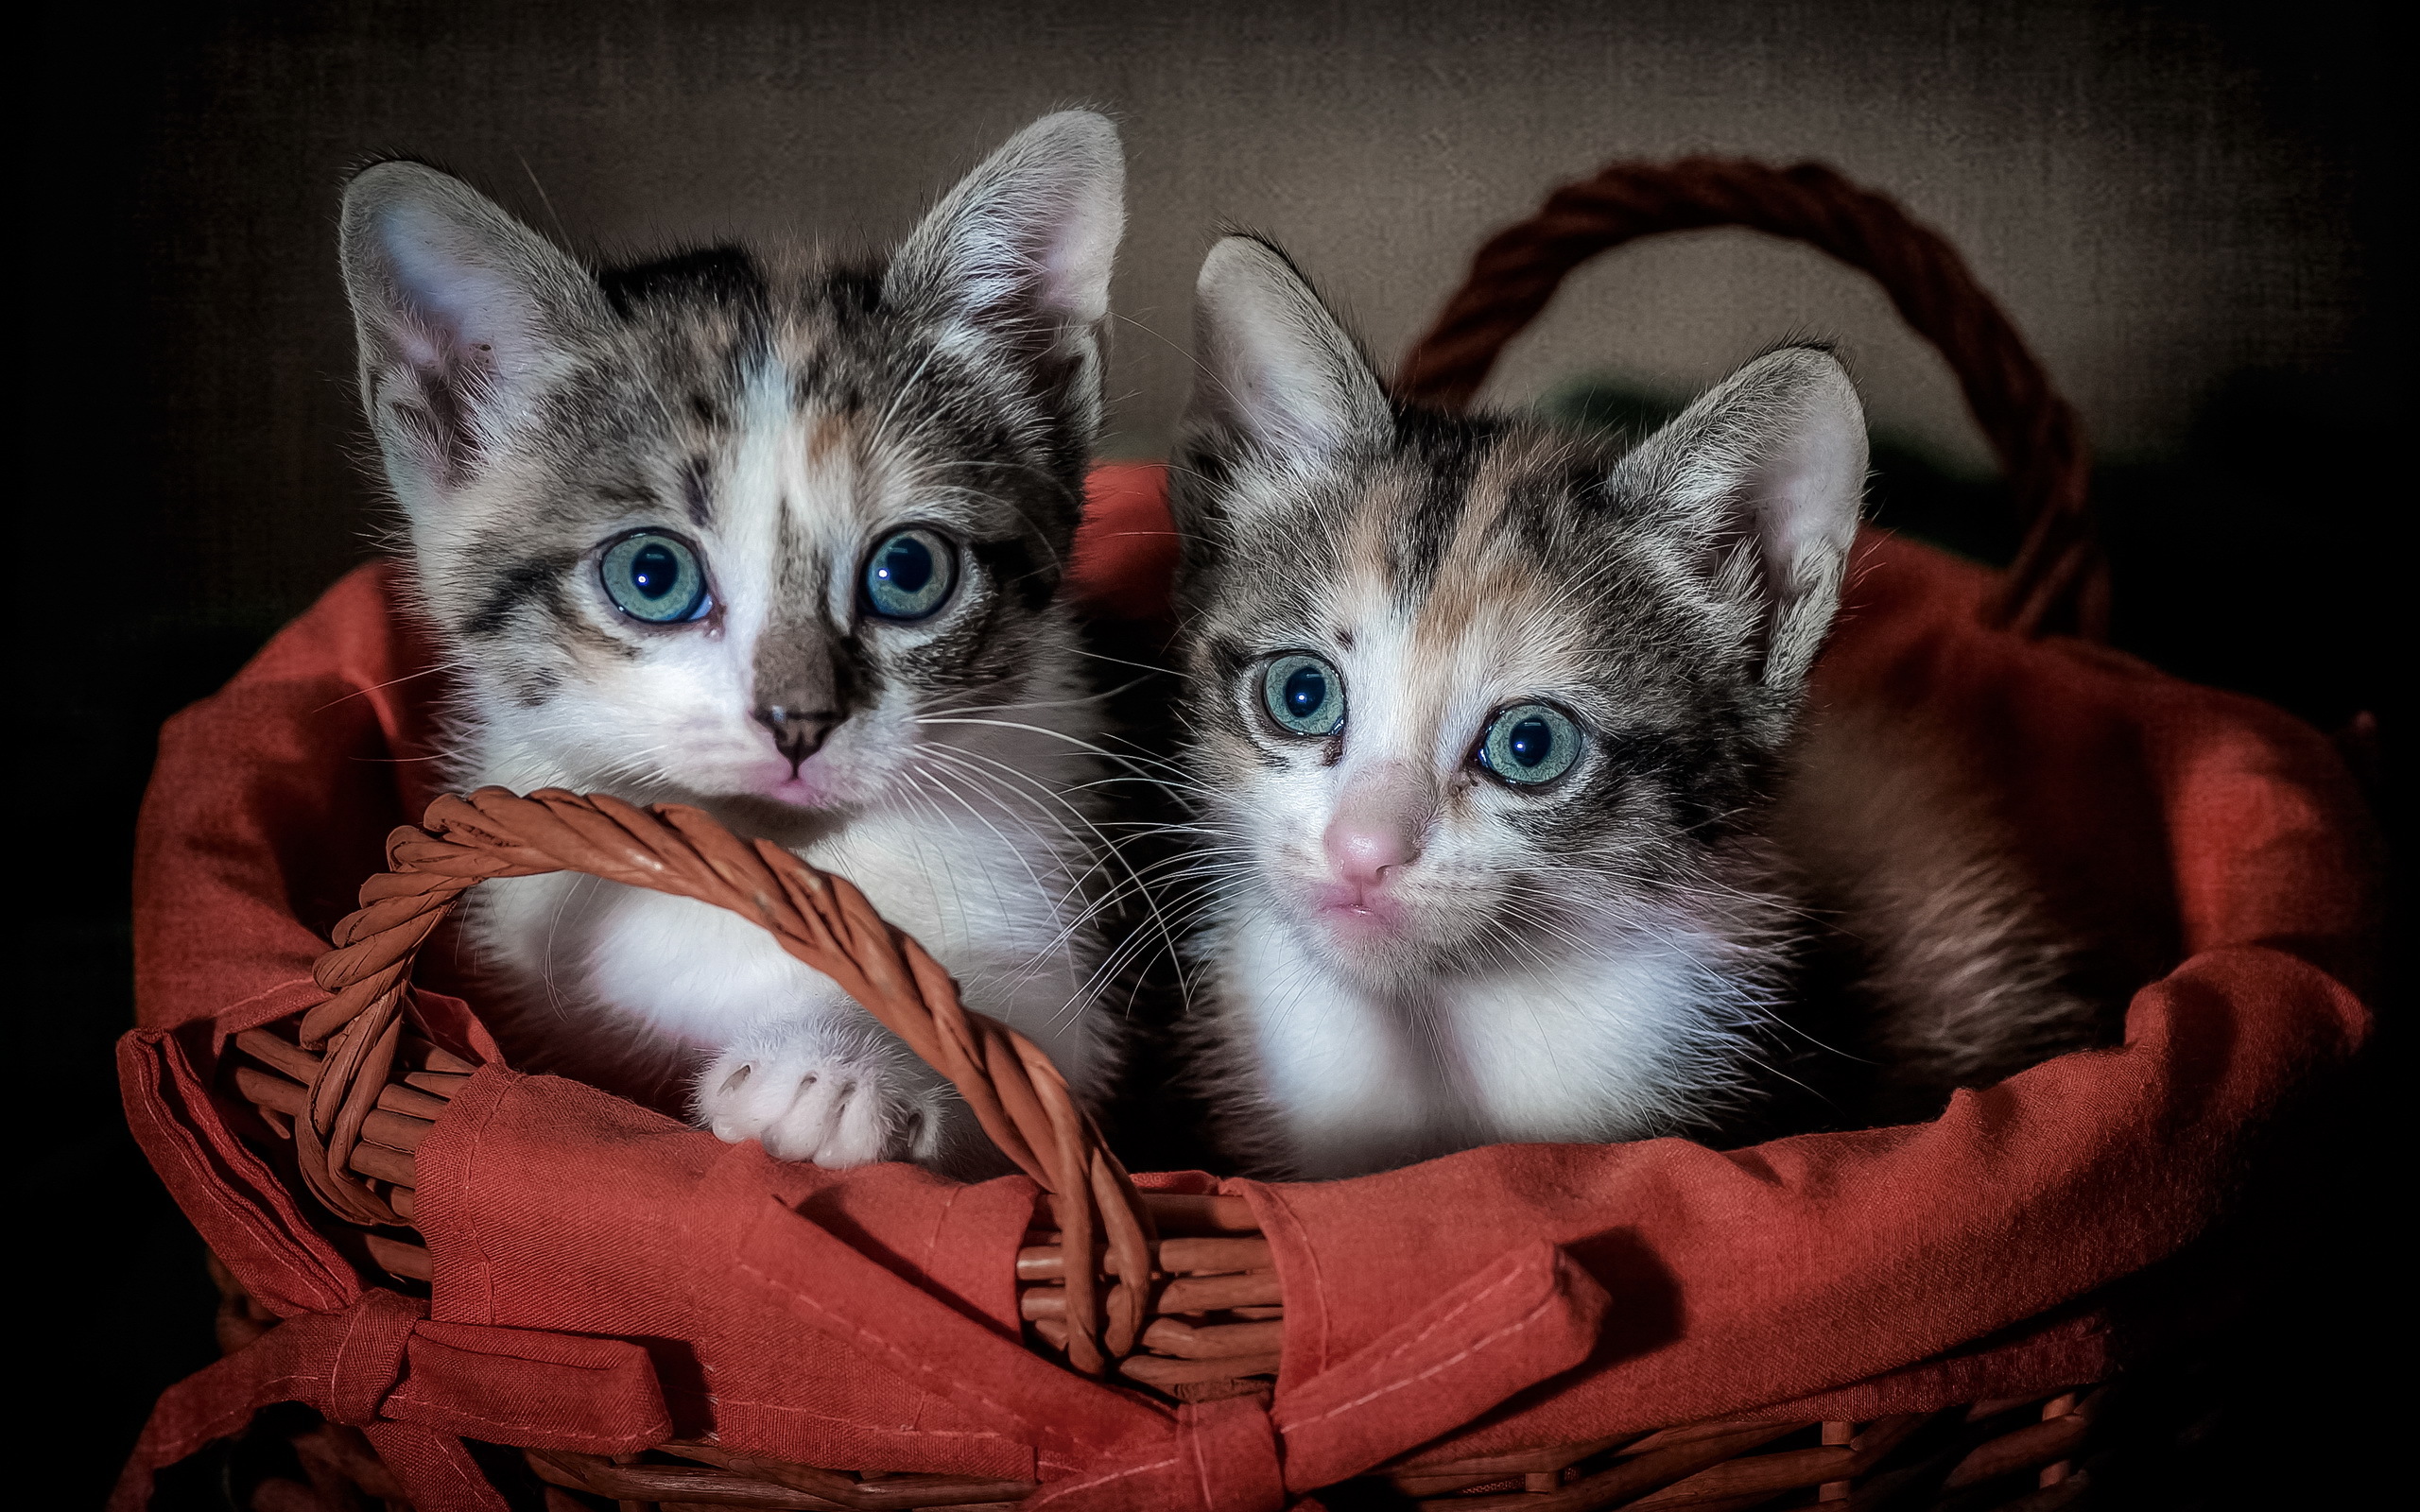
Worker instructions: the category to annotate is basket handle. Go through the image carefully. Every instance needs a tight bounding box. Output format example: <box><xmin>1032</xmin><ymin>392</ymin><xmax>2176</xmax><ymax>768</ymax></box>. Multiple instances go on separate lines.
<box><xmin>291</xmin><ymin>785</ymin><xmax>1158</xmax><ymax>1378</ymax></box>
<box><xmin>1393</xmin><ymin>157</ymin><xmax>2106</xmax><ymax>641</ymax></box>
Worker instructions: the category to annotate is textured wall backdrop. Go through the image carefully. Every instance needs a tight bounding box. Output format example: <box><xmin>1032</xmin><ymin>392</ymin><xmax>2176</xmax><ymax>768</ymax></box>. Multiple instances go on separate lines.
<box><xmin>95</xmin><ymin>0</ymin><xmax>2375</xmax><ymax>630</ymax></box>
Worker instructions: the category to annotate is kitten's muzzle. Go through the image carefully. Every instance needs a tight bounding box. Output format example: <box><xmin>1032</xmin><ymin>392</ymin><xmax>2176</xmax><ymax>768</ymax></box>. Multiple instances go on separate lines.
<box><xmin>1322</xmin><ymin>760</ymin><xmax>1433</xmax><ymax>890</ymax></box>
<box><xmin>755</xmin><ymin>705</ymin><xmax>842</xmax><ymax>772</ymax></box>
<box><xmin>1305</xmin><ymin>761</ymin><xmax>1438</xmax><ymax>943</ymax></box>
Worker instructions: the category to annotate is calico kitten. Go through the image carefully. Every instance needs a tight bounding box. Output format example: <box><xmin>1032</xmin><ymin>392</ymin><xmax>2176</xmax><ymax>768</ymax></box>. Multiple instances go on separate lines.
<box><xmin>338</xmin><ymin>112</ymin><xmax>1127</xmax><ymax>1170</ymax></box>
<box><xmin>1167</xmin><ymin>236</ymin><xmax>2098</xmax><ymax>1179</ymax></box>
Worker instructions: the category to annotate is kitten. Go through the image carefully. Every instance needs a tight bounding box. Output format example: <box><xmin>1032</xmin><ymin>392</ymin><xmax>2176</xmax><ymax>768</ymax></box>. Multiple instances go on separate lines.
<box><xmin>1166</xmin><ymin>236</ymin><xmax>2099</xmax><ymax>1179</ymax></box>
<box><xmin>337</xmin><ymin>112</ymin><xmax>1127</xmax><ymax>1171</ymax></box>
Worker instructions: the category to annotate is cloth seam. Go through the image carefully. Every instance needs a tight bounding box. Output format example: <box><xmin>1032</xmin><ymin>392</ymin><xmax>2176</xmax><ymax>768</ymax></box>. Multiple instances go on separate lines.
<box><xmin>371</xmin><ymin>1421</ymin><xmax>494</xmax><ymax>1501</ymax></box>
<box><xmin>687</xmin><ymin>1398</ymin><xmax>1011</xmax><ymax>1439</ymax></box>
<box><xmin>218</xmin><ymin>975</ymin><xmax>322</xmax><ymax>1021</ymax></box>
<box><xmin>1253</xmin><ymin>1184</ymin><xmax>1327</xmax><ymax>1376</ymax></box>
<box><xmin>735</xmin><ymin>1253</ymin><xmax>1039</xmax><ymax>1440</ymax></box>
<box><xmin>147</xmin><ymin>1365</ymin><xmax>329</xmax><ymax>1464</ymax></box>
<box><xmin>1040</xmin><ymin>1452</ymin><xmax>1182</xmax><ymax>1502</ymax></box>
<box><xmin>1184</xmin><ymin>1408</ymin><xmax>1215</xmax><ymax>1507</ymax></box>
<box><xmin>329</xmin><ymin>1297</ymin><xmax>416</xmax><ymax>1423</ymax></box>
<box><xmin>382</xmin><ymin>1389</ymin><xmax>649</xmax><ymax>1440</ymax></box>
<box><xmin>913</xmin><ymin>1179</ymin><xmax>968</xmax><ymax>1437</ymax></box>
<box><xmin>1278</xmin><ymin>1280</ymin><xmax>1564</xmax><ymax>1436</ymax></box>
<box><xmin>147</xmin><ymin>1054</ymin><xmax>354</xmax><ymax>1314</ymax></box>
<box><xmin>454</xmin><ymin>1069</ymin><xmax>515</xmax><ymax>1323</ymax></box>
<box><xmin>1345</xmin><ymin>1263</ymin><xmax>1530</xmax><ymax>1377</ymax></box>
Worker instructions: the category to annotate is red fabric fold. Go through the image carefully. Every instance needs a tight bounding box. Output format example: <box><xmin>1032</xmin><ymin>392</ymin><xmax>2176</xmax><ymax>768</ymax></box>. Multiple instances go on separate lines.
<box><xmin>730</xmin><ymin>1194</ymin><xmax>1162</xmax><ymax>1468</ymax></box>
<box><xmin>108</xmin><ymin>1282</ymin><xmax>670</xmax><ymax>1512</ymax></box>
<box><xmin>1269</xmin><ymin>1244</ymin><xmax>1611</xmax><ymax>1492</ymax></box>
<box><xmin>113</xmin><ymin>1027</ymin><xmax>676</xmax><ymax>1512</ymax></box>
<box><xmin>388</xmin><ymin>1319</ymin><xmax>675</xmax><ymax>1452</ymax></box>
<box><xmin>416</xmin><ymin>1059</ymin><xmax>1053</xmax><ymax>1476</ymax></box>
<box><xmin>133</xmin><ymin>562</ymin><xmax>447</xmax><ymax>1036</ymax></box>
<box><xmin>1065</xmin><ymin>461</ymin><xmax>1181</xmax><ymax>624</ymax></box>
<box><xmin>1239</xmin><ymin>948</ymin><xmax>2368</xmax><ymax>1464</ymax></box>
<box><xmin>730</xmin><ymin>1194</ymin><xmax>1605</xmax><ymax>1510</ymax></box>
<box><xmin>118</xmin><ymin>1025</ymin><xmax>357</xmax><ymax>1320</ymax></box>
<box><xmin>122</xmin><ymin>467</ymin><xmax>2377</xmax><ymax>1504</ymax></box>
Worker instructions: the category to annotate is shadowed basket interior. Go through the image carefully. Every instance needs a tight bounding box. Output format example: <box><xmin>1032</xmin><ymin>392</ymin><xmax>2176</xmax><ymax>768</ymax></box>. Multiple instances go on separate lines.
<box><xmin>218</xmin><ymin>157</ymin><xmax>2139</xmax><ymax>1509</ymax></box>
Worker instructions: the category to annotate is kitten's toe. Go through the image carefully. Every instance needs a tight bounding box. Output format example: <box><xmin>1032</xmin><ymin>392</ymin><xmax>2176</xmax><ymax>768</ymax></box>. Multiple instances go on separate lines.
<box><xmin>696</xmin><ymin>1034</ymin><xmax>947</xmax><ymax>1168</ymax></box>
<box><xmin>775</xmin><ymin>1069</ymin><xmax>892</xmax><ymax>1166</ymax></box>
<box><xmin>697</xmin><ymin>1047</ymin><xmax>813</xmax><ymax>1148</ymax></box>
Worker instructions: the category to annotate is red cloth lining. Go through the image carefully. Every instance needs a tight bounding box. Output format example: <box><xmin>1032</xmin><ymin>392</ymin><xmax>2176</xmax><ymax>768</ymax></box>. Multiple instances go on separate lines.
<box><xmin>120</xmin><ymin>466</ymin><xmax>2376</xmax><ymax>1509</ymax></box>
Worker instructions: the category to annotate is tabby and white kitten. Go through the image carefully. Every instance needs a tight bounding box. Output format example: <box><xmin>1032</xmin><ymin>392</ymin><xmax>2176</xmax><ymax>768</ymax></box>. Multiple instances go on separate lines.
<box><xmin>338</xmin><ymin>112</ymin><xmax>1126</xmax><ymax>1170</ymax></box>
<box><xmin>1167</xmin><ymin>237</ymin><xmax>2094</xmax><ymax>1179</ymax></box>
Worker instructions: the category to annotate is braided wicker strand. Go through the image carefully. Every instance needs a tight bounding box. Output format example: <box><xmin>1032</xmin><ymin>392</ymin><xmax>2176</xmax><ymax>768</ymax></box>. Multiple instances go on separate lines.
<box><xmin>1392</xmin><ymin>156</ymin><xmax>2105</xmax><ymax>641</ymax></box>
<box><xmin>295</xmin><ymin>785</ymin><xmax>1159</xmax><ymax>1376</ymax></box>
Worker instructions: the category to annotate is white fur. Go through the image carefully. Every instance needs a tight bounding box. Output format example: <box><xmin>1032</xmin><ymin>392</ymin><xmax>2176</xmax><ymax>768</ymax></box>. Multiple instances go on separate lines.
<box><xmin>1210</xmin><ymin>901</ymin><xmax>1772</xmax><ymax>1180</ymax></box>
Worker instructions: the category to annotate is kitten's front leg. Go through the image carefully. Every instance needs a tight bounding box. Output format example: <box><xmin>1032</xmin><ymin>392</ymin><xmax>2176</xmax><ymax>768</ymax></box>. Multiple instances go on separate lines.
<box><xmin>500</xmin><ymin>876</ymin><xmax>960</xmax><ymax>1169</ymax></box>
<box><xmin>697</xmin><ymin>1010</ymin><xmax>952</xmax><ymax>1168</ymax></box>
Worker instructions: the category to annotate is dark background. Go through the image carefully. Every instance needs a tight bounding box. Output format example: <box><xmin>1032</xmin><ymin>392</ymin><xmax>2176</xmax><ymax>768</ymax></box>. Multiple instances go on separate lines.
<box><xmin>29</xmin><ymin>2</ymin><xmax>2398</xmax><ymax>1505</ymax></box>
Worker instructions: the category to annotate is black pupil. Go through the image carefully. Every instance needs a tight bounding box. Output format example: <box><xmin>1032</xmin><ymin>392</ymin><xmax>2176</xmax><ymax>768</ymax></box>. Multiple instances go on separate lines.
<box><xmin>1283</xmin><ymin>665</ymin><xmax>1327</xmax><ymax>719</ymax></box>
<box><xmin>1507</xmin><ymin>715</ymin><xmax>1554</xmax><ymax>768</ymax></box>
<box><xmin>879</xmin><ymin>536</ymin><xmax>933</xmax><ymax>594</ymax></box>
<box><xmin>631</xmin><ymin>542</ymin><xmax>681</xmax><ymax>600</ymax></box>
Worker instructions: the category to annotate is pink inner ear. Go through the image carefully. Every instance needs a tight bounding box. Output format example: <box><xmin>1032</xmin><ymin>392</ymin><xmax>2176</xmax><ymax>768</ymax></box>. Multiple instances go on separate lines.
<box><xmin>389</xmin><ymin>311</ymin><xmax>454</xmax><ymax>378</ymax></box>
<box><xmin>1039</xmin><ymin>226</ymin><xmax>1105</xmax><ymax>325</ymax></box>
<box><xmin>1753</xmin><ymin>405</ymin><xmax>1864</xmax><ymax>599</ymax></box>
<box><xmin>378</xmin><ymin>211</ymin><xmax>531</xmax><ymax>386</ymax></box>
<box><xmin>1031</xmin><ymin>170</ymin><xmax>1118</xmax><ymax>325</ymax></box>
<box><xmin>1067</xmin><ymin>463</ymin><xmax>1177</xmax><ymax>622</ymax></box>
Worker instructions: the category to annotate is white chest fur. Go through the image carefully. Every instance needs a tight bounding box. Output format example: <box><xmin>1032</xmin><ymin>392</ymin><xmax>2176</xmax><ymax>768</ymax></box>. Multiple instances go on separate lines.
<box><xmin>459</xmin><ymin>735</ymin><xmax>1109</xmax><ymax>1169</ymax></box>
<box><xmin>1209</xmin><ymin>902</ymin><xmax>1771</xmax><ymax>1180</ymax></box>
<box><xmin>470</xmin><ymin>809</ymin><xmax>1099</xmax><ymax>1057</ymax></box>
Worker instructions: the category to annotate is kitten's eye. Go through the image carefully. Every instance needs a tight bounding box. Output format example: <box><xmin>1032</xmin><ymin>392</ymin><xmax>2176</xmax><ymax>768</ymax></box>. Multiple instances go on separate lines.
<box><xmin>600</xmin><ymin>531</ymin><xmax>711</xmax><ymax>624</ymax></box>
<box><xmin>1261</xmin><ymin>653</ymin><xmax>1345</xmax><ymax>737</ymax></box>
<box><xmin>864</xmin><ymin>527</ymin><xmax>957</xmax><ymax>620</ymax></box>
<box><xmin>1478</xmin><ymin>703</ymin><xmax>1583</xmax><ymax>785</ymax></box>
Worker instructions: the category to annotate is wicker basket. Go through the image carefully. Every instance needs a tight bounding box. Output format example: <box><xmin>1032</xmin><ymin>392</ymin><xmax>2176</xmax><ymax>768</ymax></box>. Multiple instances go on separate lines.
<box><xmin>131</xmin><ymin>159</ymin><xmax>2360</xmax><ymax>1512</ymax></box>
<box><xmin>221</xmin><ymin>789</ymin><xmax>2114</xmax><ymax>1512</ymax></box>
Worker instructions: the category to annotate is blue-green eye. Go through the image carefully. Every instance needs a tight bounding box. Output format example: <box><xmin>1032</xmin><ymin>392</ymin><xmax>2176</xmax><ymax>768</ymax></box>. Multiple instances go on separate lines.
<box><xmin>864</xmin><ymin>527</ymin><xmax>957</xmax><ymax>620</ymax></box>
<box><xmin>1478</xmin><ymin>703</ymin><xmax>1583</xmax><ymax>785</ymax></box>
<box><xmin>600</xmin><ymin>532</ymin><xmax>710</xmax><ymax>624</ymax></box>
<box><xmin>1262</xmin><ymin>653</ymin><xmax>1344</xmax><ymax>736</ymax></box>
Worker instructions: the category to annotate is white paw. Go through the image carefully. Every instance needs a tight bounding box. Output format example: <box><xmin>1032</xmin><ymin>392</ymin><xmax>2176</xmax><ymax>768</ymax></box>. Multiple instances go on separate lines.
<box><xmin>696</xmin><ymin>1023</ymin><xmax>949</xmax><ymax>1168</ymax></box>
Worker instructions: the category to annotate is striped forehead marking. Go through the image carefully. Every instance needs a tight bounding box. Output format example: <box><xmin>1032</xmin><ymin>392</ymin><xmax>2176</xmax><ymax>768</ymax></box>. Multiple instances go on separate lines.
<box><xmin>1323</xmin><ymin>437</ymin><xmax>1566</xmax><ymax>666</ymax></box>
<box><xmin>804</xmin><ymin>409</ymin><xmax>855</xmax><ymax>466</ymax></box>
<box><xmin>1297</xmin><ymin>438</ymin><xmax>1591</xmax><ymax>761</ymax></box>
<box><xmin>1410</xmin><ymin>439</ymin><xmax>1533</xmax><ymax>660</ymax></box>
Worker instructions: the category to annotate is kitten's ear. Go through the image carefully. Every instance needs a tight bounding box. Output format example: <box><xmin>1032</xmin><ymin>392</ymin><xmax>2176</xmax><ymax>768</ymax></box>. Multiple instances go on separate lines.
<box><xmin>1182</xmin><ymin>235</ymin><xmax>1391</xmax><ymax>465</ymax></box>
<box><xmin>1613</xmin><ymin>347</ymin><xmax>1868</xmax><ymax>696</ymax></box>
<box><xmin>885</xmin><ymin>112</ymin><xmax>1125</xmax><ymax>419</ymax></box>
<box><xmin>339</xmin><ymin>161</ymin><xmax>606</xmax><ymax>506</ymax></box>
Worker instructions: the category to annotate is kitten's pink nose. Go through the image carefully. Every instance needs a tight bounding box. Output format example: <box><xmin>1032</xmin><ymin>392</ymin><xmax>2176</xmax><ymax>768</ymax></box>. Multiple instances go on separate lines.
<box><xmin>1322</xmin><ymin>765</ymin><xmax>1430</xmax><ymax>889</ymax></box>
<box><xmin>1324</xmin><ymin>820</ymin><xmax>1418</xmax><ymax>888</ymax></box>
